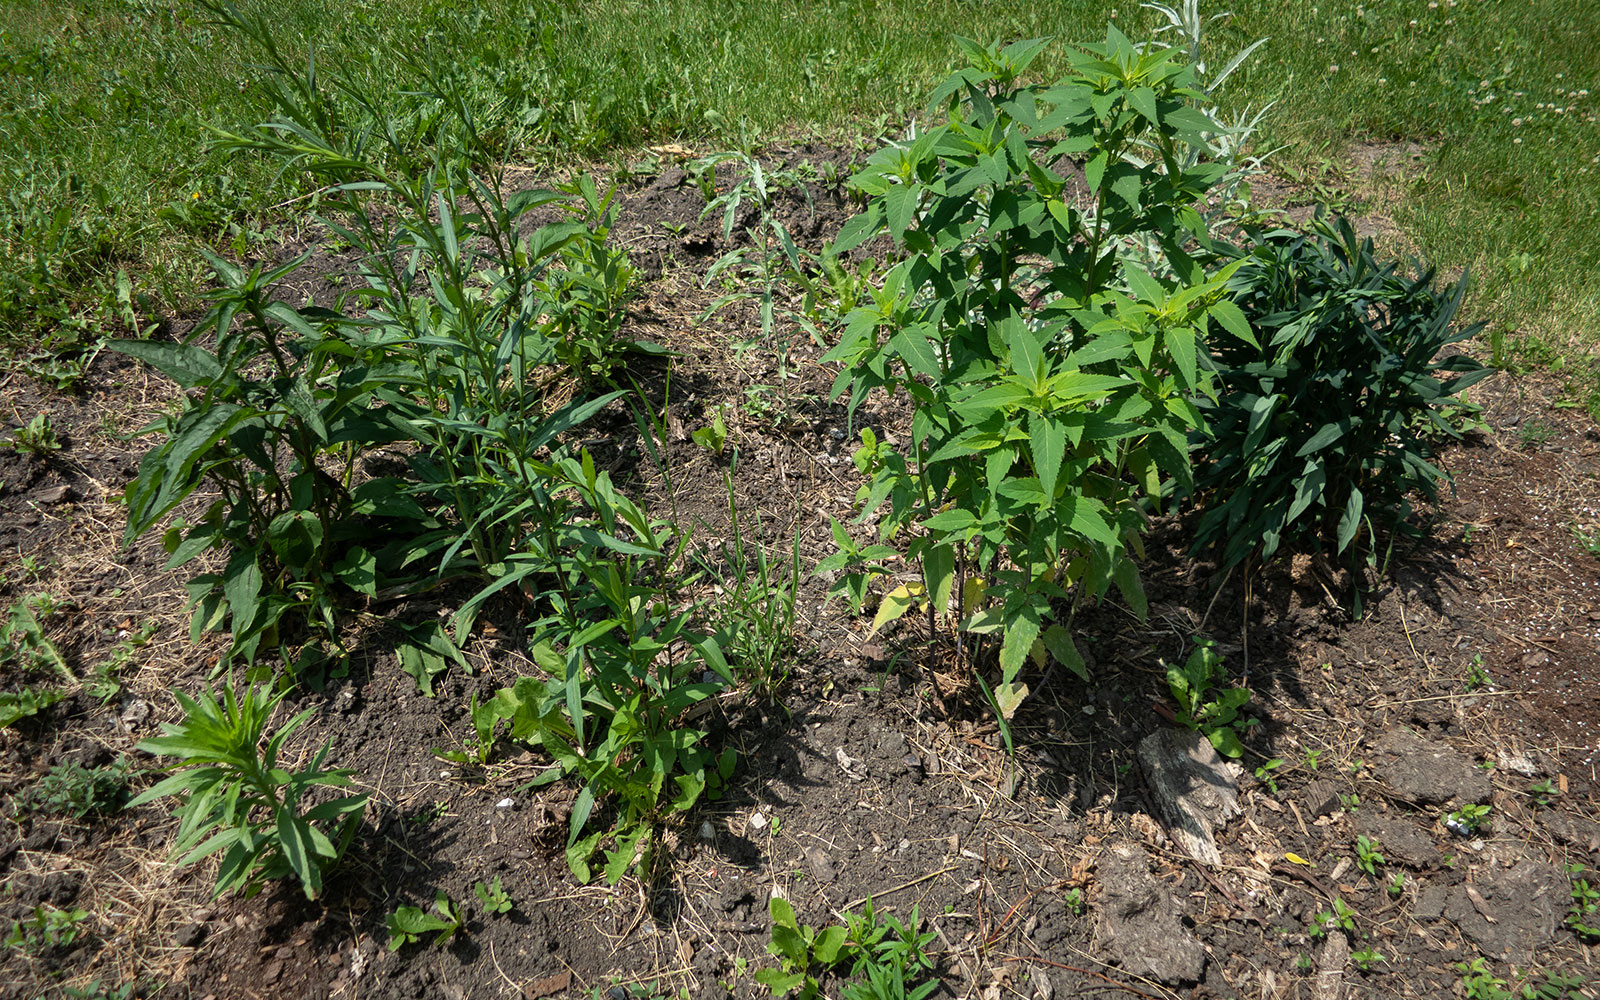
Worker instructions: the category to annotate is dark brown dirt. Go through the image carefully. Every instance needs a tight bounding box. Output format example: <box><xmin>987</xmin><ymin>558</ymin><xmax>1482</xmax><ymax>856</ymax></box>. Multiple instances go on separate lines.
<box><xmin>3</xmin><ymin>148</ymin><xmax>1599</xmax><ymax>1000</ymax></box>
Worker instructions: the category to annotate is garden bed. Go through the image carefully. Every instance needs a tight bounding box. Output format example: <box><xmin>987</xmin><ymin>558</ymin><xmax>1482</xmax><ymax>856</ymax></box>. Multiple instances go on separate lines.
<box><xmin>2</xmin><ymin>146</ymin><xmax>1598</xmax><ymax>1000</ymax></box>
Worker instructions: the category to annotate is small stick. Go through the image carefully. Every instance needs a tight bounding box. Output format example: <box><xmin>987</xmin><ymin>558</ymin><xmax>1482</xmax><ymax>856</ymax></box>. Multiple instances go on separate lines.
<box><xmin>841</xmin><ymin>865</ymin><xmax>962</xmax><ymax>913</ymax></box>
<box><xmin>999</xmin><ymin>954</ymin><xmax>1166</xmax><ymax>1000</ymax></box>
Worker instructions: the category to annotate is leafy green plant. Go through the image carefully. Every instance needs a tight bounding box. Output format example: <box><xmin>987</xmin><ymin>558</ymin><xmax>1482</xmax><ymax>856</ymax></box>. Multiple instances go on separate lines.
<box><xmin>5</xmin><ymin>905</ymin><xmax>90</xmax><ymax>952</ymax></box>
<box><xmin>0</xmin><ymin>686</ymin><xmax>64</xmax><ymax>728</ymax></box>
<box><xmin>474</xmin><ymin>877</ymin><xmax>513</xmax><ymax>915</ymax></box>
<box><xmin>1192</xmin><ymin>215</ymin><xmax>1491</xmax><ymax>593</ymax></box>
<box><xmin>1527</xmin><ymin>778</ymin><xmax>1560</xmax><ymax>810</ymax></box>
<box><xmin>1350</xmin><ymin>947</ymin><xmax>1385</xmax><ymax>972</ymax></box>
<box><xmin>129</xmin><ymin>679</ymin><xmax>368</xmax><ymax>900</ymax></box>
<box><xmin>1566</xmin><ymin>876</ymin><xmax>1600</xmax><ymax>940</ymax></box>
<box><xmin>1517</xmin><ymin>419</ymin><xmax>1556</xmax><ymax>450</ymax></box>
<box><xmin>840</xmin><ymin>900</ymin><xmax>938</xmax><ymax>1000</ymax></box>
<box><xmin>1465</xmin><ymin>654</ymin><xmax>1491</xmax><ymax>692</ymax></box>
<box><xmin>757</xmin><ymin>897</ymin><xmax>849</xmax><ymax>999</ymax></box>
<box><xmin>3</xmin><ymin>414</ymin><xmax>63</xmax><ymax>458</ymax></box>
<box><xmin>694</xmin><ymin>150</ymin><xmax>820</xmax><ymax>346</ymax></box>
<box><xmin>691</xmin><ymin>406</ymin><xmax>730</xmax><ymax>456</ymax></box>
<box><xmin>1444</xmin><ymin>802</ymin><xmax>1491</xmax><ymax>835</ymax></box>
<box><xmin>820</xmin><ymin>31</ymin><xmax>1256</xmax><ymax>729</ymax></box>
<box><xmin>1457</xmin><ymin>958</ymin><xmax>1513</xmax><ymax>1000</ymax></box>
<box><xmin>455</xmin><ymin>457</ymin><xmax>737</xmax><ymax>886</ymax></box>
<box><xmin>85</xmin><ymin>620</ymin><xmax>157</xmax><ymax>705</ymax></box>
<box><xmin>1166</xmin><ymin>637</ymin><xmax>1252</xmax><ymax>757</ymax></box>
<box><xmin>1570</xmin><ymin>524</ymin><xmax>1600</xmax><ymax>560</ymax></box>
<box><xmin>1310</xmin><ymin>897</ymin><xmax>1356</xmax><ymax>940</ymax></box>
<box><xmin>386</xmin><ymin>891</ymin><xmax>464</xmax><ymax>950</ymax></box>
<box><xmin>1253</xmin><ymin>757</ymin><xmax>1284</xmax><ymax>793</ymax></box>
<box><xmin>1382</xmin><ymin>870</ymin><xmax>1408</xmax><ymax>902</ymax></box>
<box><xmin>693</xmin><ymin>472</ymin><xmax>802</xmax><ymax>698</ymax></box>
<box><xmin>16</xmin><ymin>759</ymin><xmax>131</xmax><ymax>819</ymax></box>
<box><xmin>1354</xmin><ymin>835</ymin><xmax>1384</xmax><ymax>877</ymax></box>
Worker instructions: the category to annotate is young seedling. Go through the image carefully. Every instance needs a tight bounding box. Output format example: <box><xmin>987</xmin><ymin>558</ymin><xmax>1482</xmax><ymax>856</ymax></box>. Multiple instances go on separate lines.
<box><xmin>474</xmin><ymin>877</ymin><xmax>513</xmax><ymax>915</ymax></box>
<box><xmin>386</xmin><ymin>891</ymin><xmax>464</xmax><ymax>950</ymax></box>
<box><xmin>1386</xmin><ymin>872</ymin><xmax>1405</xmax><ymax>899</ymax></box>
<box><xmin>1350</xmin><ymin>947</ymin><xmax>1385</xmax><ymax>972</ymax></box>
<box><xmin>1444</xmin><ymin>803</ymin><xmax>1491</xmax><ymax>836</ymax></box>
<box><xmin>1527</xmin><ymin>778</ymin><xmax>1560</xmax><ymax>809</ymax></box>
<box><xmin>1254</xmin><ymin>757</ymin><xmax>1285</xmax><ymax>794</ymax></box>
<box><xmin>1354</xmin><ymin>835</ymin><xmax>1385</xmax><ymax>877</ymax></box>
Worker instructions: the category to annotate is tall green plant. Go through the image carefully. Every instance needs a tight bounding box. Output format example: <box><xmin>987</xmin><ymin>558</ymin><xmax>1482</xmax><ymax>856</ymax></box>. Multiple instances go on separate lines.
<box><xmin>820</xmin><ymin>32</ymin><xmax>1254</xmax><ymax>722</ymax></box>
<box><xmin>1191</xmin><ymin>215</ymin><xmax>1490</xmax><ymax>583</ymax></box>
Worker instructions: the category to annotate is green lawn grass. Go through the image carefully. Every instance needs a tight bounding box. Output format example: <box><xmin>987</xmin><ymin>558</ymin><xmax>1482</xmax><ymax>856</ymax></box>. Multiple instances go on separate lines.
<box><xmin>2</xmin><ymin>0</ymin><xmax>1596</xmax><ymax>407</ymax></box>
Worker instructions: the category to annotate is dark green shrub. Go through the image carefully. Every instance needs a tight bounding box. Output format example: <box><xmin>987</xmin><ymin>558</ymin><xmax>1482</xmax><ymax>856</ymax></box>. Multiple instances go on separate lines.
<box><xmin>1192</xmin><ymin>215</ymin><xmax>1490</xmax><ymax>574</ymax></box>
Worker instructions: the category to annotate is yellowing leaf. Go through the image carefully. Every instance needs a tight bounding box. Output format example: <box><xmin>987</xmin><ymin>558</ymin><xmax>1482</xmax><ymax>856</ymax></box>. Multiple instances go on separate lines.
<box><xmin>994</xmin><ymin>680</ymin><xmax>1029</xmax><ymax>720</ymax></box>
<box><xmin>1285</xmin><ymin>853</ymin><xmax>1314</xmax><ymax>867</ymax></box>
<box><xmin>1029</xmin><ymin>636</ymin><xmax>1047</xmax><ymax>669</ymax></box>
<box><xmin>961</xmin><ymin>577</ymin><xmax>987</xmax><ymax>615</ymax></box>
<box><xmin>872</xmin><ymin>582</ymin><xmax>924</xmax><ymax>634</ymax></box>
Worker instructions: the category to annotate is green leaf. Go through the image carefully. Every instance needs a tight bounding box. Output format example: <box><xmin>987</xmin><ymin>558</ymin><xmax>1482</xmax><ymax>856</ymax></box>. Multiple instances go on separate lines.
<box><xmin>333</xmin><ymin>546</ymin><xmax>377</xmax><ymax>597</ymax></box>
<box><xmin>997</xmin><ymin>606</ymin><xmax>1041</xmax><ymax>684</ymax></box>
<box><xmin>1336</xmin><ymin>487</ymin><xmax>1364</xmax><ymax>554</ymax></box>
<box><xmin>105</xmin><ymin>339</ymin><xmax>223</xmax><ymax>388</ymax></box>
<box><xmin>993</xmin><ymin>680</ymin><xmax>1029</xmax><ymax>720</ymax></box>
<box><xmin>1126</xmin><ymin>85</ymin><xmax>1160</xmax><ymax>126</ymax></box>
<box><xmin>1029</xmin><ymin>412</ymin><xmax>1067</xmax><ymax>500</ymax></box>
<box><xmin>1042</xmin><ymin>624</ymin><xmax>1088</xmax><ymax>681</ymax></box>
<box><xmin>872</xmin><ymin>583</ymin><xmax>923</xmax><ymax>633</ymax></box>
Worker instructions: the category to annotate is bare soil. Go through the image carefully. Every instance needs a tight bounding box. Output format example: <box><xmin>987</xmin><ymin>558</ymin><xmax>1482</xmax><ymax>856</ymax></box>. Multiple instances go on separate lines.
<box><xmin>3</xmin><ymin>146</ymin><xmax>1599</xmax><ymax>1000</ymax></box>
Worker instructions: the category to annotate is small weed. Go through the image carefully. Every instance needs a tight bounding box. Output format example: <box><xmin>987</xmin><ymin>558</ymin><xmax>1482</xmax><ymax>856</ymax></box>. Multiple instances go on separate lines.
<box><xmin>1310</xmin><ymin>898</ymin><xmax>1357</xmax><ymax>940</ymax></box>
<box><xmin>1527</xmin><ymin>778</ymin><xmax>1560</xmax><ymax>809</ymax></box>
<box><xmin>1339</xmin><ymin>792</ymin><xmax>1361</xmax><ymax>813</ymax></box>
<box><xmin>1517</xmin><ymin>419</ymin><xmax>1556</xmax><ymax>450</ymax></box>
<box><xmin>474</xmin><ymin>877</ymin><xmax>513</xmax><ymax>915</ymax></box>
<box><xmin>1350</xmin><ymin>947</ymin><xmax>1385</xmax><ymax>972</ymax></box>
<box><xmin>1354</xmin><ymin>835</ymin><xmax>1385</xmax><ymax>877</ymax></box>
<box><xmin>5</xmin><ymin>905</ymin><xmax>91</xmax><ymax>952</ymax></box>
<box><xmin>1566</xmin><ymin>876</ymin><xmax>1600</xmax><ymax>940</ymax></box>
<box><xmin>1062</xmin><ymin>888</ymin><xmax>1086</xmax><ymax>916</ymax></box>
<box><xmin>1303</xmin><ymin>748</ymin><xmax>1324</xmax><ymax>771</ymax></box>
<box><xmin>1254</xmin><ymin>757</ymin><xmax>1284</xmax><ymax>794</ymax></box>
<box><xmin>0</xmin><ymin>686</ymin><xmax>65</xmax><ymax>728</ymax></box>
<box><xmin>1387</xmin><ymin>872</ymin><xmax>1405</xmax><ymax>898</ymax></box>
<box><xmin>1166</xmin><ymin>638</ymin><xmax>1255</xmax><ymax>758</ymax></box>
<box><xmin>16</xmin><ymin>759</ymin><xmax>130</xmax><ymax>819</ymax></box>
<box><xmin>691</xmin><ymin>406</ymin><xmax>730</xmax><ymax>456</ymax></box>
<box><xmin>3</xmin><ymin>415</ymin><xmax>63</xmax><ymax>458</ymax></box>
<box><xmin>1571</xmin><ymin>524</ymin><xmax>1600</xmax><ymax>559</ymax></box>
<box><xmin>1465</xmin><ymin>654</ymin><xmax>1491</xmax><ymax>692</ymax></box>
<box><xmin>1457</xmin><ymin>958</ymin><xmax>1511</xmax><ymax>1000</ymax></box>
<box><xmin>386</xmin><ymin>891</ymin><xmax>464</xmax><ymax>950</ymax></box>
<box><xmin>1445</xmin><ymin>803</ymin><xmax>1492</xmax><ymax>836</ymax></box>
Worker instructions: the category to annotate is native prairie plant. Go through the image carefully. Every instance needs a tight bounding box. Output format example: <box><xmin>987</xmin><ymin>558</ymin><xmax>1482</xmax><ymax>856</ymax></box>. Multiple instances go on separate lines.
<box><xmin>128</xmin><ymin>680</ymin><xmax>367</xmax><ymax>900</ymax></box>
<box><xmin>1190</xmin><ymin>215</ymin><xmax>1490</xmax><ymax>600</ymax></box>
<box><xmin>113</xmin><ymin>2</ymin><xmax>653</xmax><ymax>679</ymax></box>
<box><xmin>819</xmin><ymin>31</ymin><xmax>1255</xmax><ymax>728</ymax></box>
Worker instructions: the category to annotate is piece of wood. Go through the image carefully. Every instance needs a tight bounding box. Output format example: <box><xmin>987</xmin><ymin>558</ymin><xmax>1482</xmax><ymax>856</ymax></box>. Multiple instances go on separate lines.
<box><xmin>1137</xmin><ymin>729</ymin><xmax>1242</xmax><ymax>867</ymax></box>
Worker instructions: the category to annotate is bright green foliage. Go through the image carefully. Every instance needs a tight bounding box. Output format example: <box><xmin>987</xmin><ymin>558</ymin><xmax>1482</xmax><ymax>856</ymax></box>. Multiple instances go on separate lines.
<box><xmin>111</xmin><ymin>4</ymin><xmax>659</xmax><ymax>678</ymax></box>
<box><xmin>820</xmin><ymin>32</ymin><xmax>1254</xmax><ymax>719</ymax></box>
<box><xmin>1192</xmin><ymin>216</ymin><xmax>1491</xmax><ymax>575</ymax></box>
<box><xmin>474</xmin><ymin>877</ymin><xmax>514</xmax><ymax>915</ymax></box>
<box><xmin>441</xmin><ymin>457</ymin><xmax>736</xmax><ymax>886</ymax></box>
<box><xmin>1</xmin><ymin>593</ymin><xmax>75</xmax><ymax>685</ymax></box>
<box><xmin>1354</xmin><ymin>834</ymin><xmax>1385</xmax><ymax>877</ymax></box>
<box><xmin>758</xmin><ymin>897</ymin><xmax>850</xmax><ymax>1000</ymax></box>
<box><xmin>386</xmin><ymin>891</ymin><xmax>463</xmax><ymax>950</ymax></box>
<box><xmin>0</xmin><ymin>687</ymin><xmax>62</xmax><ymax>728</ymax></box>
<box><xmin>3</xmin><ymin>414</ymin><xmax>62</xmax><ymax>457</ymax></box>
<box><xmin>129</xmin><ymin>681</ymin><xmax>368</xmax><ymax>900</ymax></box>
<box><xmin>1567</xmin><ymin>877</ymin><xmax>1600</xmax><ymax>940</ymax></box>
<box><xmin>1165</xmin><ymin>637</ymin><xmax>1251</xmax><ymax>757</ymax></box>
<box><xmin>840</xmin><ymin>901</ymin><xmax>938</xmax><ymax>1000</ymax></box>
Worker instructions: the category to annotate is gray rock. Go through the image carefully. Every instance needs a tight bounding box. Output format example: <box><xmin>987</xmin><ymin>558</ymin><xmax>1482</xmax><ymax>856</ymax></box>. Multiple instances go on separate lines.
<box><xmin>1373</xmin><ymin>728</ymin><xmax>1491</xmax><ymax>806</ymax></box>
<box><xmin>1095</xmin><ymin>844</ymin><xmax>1206</xmax><ymax>984</ymax></box>
<box><xmin>1355</xmin><ymin>812</ymin><xmax>1440</xmax><ymax>868</ymax></box>
<box><xmin>1412</xmin><ymin>884</ymin><xmax>1448</xmax><ymax>921</ymax></box>
<box><xmin>1137</xmin><ymin>729</ymin><xmax>1241</xmax><ymax>867</ymax></box>
<box><xmin>1442</xmin><ymin>860</ymin><xmax>1565</xmax><ymax>963</ymax></box>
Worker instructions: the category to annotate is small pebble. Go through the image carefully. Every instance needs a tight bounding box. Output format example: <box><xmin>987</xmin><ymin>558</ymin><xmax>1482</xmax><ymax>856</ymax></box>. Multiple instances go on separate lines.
<box><xmin>496</xmin><ymin>798</ymin><xmax>514</xmax><ymax>809</ymax></box>
<box><xmin>749</xmin><ymin>810</ymin><xmax>767</xmax><ymax>831</ymax></box>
